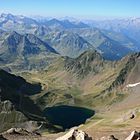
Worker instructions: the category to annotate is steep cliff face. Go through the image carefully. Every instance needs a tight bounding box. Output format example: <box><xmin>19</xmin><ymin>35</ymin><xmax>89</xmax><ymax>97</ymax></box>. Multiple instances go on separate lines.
<box><xmin>0</xmin><ymin>69</ymin><xmax>46</xmax><ymax>132</ymax></box>
<box><xmin>0</xmin><ymin>100</ymin><xmax>27</xmax><ymax>132</ymax></box>
<box><xmin>108</xmin><ymin>52</ymin><xmax>140</xmax><ymax>90</ymax></box>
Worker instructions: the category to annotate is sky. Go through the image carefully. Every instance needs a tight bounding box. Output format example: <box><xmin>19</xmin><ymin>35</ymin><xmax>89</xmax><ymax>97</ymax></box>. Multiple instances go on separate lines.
<box><xmin>0</xmin><ymin>0</ymin><xmax>140</xmax><ymax>19</ymax></box>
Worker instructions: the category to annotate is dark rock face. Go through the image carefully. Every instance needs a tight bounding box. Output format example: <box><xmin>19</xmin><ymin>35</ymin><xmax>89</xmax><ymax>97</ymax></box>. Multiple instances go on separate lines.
<box><xmin>0</xmin><ymin>69</ymin><xmax>45</xmax><ymax>133</ymax></box>
<box><xmin>108</xmin><ymin>135</ymin><xmax>118</xmax><ymax>140</ymax></box>
<box><xmin>125</xmin><ymin>131</ymin><xmax>140</xmax><ymax>140</ymax></box>
<box><xmin>0</xmin><ymin>135</ymin><xmax>7</xmax><ymax>140</ymax></box>
<box><xmin>0</xmin><ymin>69</ymin><xmax>42</xmax><ymax>95</ymax></box>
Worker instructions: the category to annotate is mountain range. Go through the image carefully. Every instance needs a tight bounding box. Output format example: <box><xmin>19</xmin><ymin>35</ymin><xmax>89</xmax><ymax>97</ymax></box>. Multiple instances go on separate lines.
<box><xmin>0</xmin><ymin>13</ymin><xmax>140</xmax><ymax>61</ymax></box>
<box><xmin>87</xmin><ymin>18</ymin><xmax>140</xmax><ymax>43</ymax></box>
<box><xmin>0</xmin><ymin>13</ymin><xmax>140</xmax><ymax>139</ymax></box>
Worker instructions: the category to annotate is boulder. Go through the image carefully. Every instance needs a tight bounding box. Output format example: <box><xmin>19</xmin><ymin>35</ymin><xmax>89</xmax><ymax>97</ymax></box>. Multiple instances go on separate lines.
<box><xmin>125</xmin><ymin>131</ymin><xmax>140</xmax><ymax>140</ymax></box>
<box><xmin>130</xmin><ymin>114</ymin><xmax>135</xmax><ymax>119</ymax></box>
<box><xmin>56</xmin><ymin>128</ymin><xmax>92</xmax><ymax>140</ymax></box>
<box><xmin>108</xmin><ymin>135</ymin><xmax>118</xmax><ymax>140</ymax></box>
<box><xmin>0</xmin><ymin>100</ymin><xmax>14</xmax><ymax>113</ymax></box>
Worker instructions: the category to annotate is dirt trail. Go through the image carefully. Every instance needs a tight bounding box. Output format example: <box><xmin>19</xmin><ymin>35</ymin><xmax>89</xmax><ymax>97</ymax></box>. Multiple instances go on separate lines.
<box><xmin>86</xmin><ymin>119</ymin><xmax>105</xmax><ymax>130</ymax></box>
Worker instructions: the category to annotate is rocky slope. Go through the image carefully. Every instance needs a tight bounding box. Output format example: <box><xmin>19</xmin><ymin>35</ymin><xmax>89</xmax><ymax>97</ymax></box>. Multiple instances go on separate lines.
<box><xmin>88</xmin><ymin>18</ymin><xmax>140</xmax><ymax>45</ymax></box>
<box><xmin>0</xmin><ymin>69</ymin><xmax>62</xmax><ymax>133</ymax></box>
<box><xmin>0</xmin><ymin>30</ymin><xmax>59</xmax><ymax>71</ymax></box>
<box><xmin>44</xmin><ymin>30</ymin><xmax>95</xmax><ymax>58</ymax></box>
<box><xmin>64</xmin><ymin>50</ymin><xmax>104</xmax><ymax>77</ymax></box>
<box><xmin>71</xmin><ymin>28</ymin><xmax>134</xmax><ymax>60</ymax></box>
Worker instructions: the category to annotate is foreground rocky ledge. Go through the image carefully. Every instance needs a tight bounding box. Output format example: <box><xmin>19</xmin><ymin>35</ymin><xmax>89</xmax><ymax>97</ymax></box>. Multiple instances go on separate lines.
<box><xmin>56</xmin><ymin>129</ymin><xmax>140</xmax><ymax>140</ymax></box>
<box><xmin>2</xmin><ymin>128</ymin><xmax>41</xmax><ymax>136</ymax></box>
<box><xmin>1</xmin><ymin>128</ymin><xmax>140</xmax><ymax>140</ymax></box>
<box><xmin>56</xmin><ymin>128</ymin><xmax>92</xmax><ymax>140</ymax></box>
<box><xmin>0</xmin><ymin>128</ymin><xmax>41</xmax><ymax>140</ymax></box>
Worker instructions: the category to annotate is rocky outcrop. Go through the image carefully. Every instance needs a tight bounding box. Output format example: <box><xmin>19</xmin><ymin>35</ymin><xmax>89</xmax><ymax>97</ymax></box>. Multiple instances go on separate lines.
<box><xmin>2</xmin><ymin>128</ymin><xmax>41</xmax><ymax>136</ymax></box>
<box><xmin>114</xmin><ymin>110</ymin><xmax>136</xmax><ymax>124</ymax></box>
<box><xmin>65</xmin><ymin>50</ymin><xmax>104</xmax><ymax>77</ymax></box>
<box><xmin>125</xmin><ymin>131</ymin><xmax>140</xmax><ymax>140</ymax></box>
<box><xmin>0</xmin><ymin>100</ymin><xmax>14</xmax><ymax>113</ymax></box>
<box><xmin>56</xmin><ymin>128</ymin><xmax>92</xmax><ymax>140</ymax></box>
<box><xmin>56</xmin><ymin>129</ymin><xmax>140</xmax><ymax>140</ymax></box>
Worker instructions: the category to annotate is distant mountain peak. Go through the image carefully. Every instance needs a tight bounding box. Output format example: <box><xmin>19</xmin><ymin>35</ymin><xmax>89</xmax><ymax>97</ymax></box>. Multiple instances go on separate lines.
<box><xmin>0</xmin><ymin>31</ymin><xmax>58</xmax><ymax>66</ymax></box>
<box><xmin>65</xmin><ymin>50</ymin><xmax>104</xmax><ymax>77</ymax></box>
<box><xmin>1</xmin><ymin>13</ymin><xmax>14</xmax><ymax>18</ymax></box>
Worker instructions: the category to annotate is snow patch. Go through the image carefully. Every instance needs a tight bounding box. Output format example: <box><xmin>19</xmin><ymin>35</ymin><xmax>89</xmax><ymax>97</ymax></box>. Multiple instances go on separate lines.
<box><xmin>126</xmin><ymin>82</ymin><xmax>140</xmax><ymax>88</ymax></box>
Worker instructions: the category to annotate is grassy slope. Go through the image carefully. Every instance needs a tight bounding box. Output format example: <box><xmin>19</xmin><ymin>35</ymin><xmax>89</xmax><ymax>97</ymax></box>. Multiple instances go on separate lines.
<box><xmin>16</xmin><ymin>52</ymin><xmax>140</xmax><ymax>138</ymax></box>
<box><xmin>19</xmin><ymin>52</ymin><xmax>128</xmax><ymax>109</ymax></box>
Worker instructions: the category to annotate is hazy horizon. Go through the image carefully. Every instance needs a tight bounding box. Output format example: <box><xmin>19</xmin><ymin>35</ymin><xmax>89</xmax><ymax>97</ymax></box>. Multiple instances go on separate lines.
<box><xmin>1</xmin><ymin>12</ymin><xmax>140</xmax><ymax>21</ymax></box>
<box><xmin>0</xmin><ymin>0</ymin><xmax>140</xmax><ymax>20</ymax></box>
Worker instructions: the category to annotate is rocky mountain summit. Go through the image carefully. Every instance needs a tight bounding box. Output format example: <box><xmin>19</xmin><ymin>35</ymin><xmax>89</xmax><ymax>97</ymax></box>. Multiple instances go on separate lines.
<box><xmin>56</xmin><ymin>128</ymin><xmax>92</xmax><ymax>140</ymax></box>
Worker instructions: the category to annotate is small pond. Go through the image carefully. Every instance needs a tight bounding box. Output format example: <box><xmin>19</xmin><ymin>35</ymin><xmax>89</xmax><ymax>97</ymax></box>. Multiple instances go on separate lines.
<box><xmin>44</xmin><ymin>105</ymin><xmax>95</xmax><ymax>129</ymax></box>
